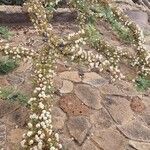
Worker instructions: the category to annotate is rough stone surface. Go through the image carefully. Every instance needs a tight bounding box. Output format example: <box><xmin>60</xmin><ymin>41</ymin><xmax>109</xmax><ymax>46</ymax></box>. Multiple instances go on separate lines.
<box><xmin>74</xmin><ymin>84</ymin><xmax>102</xmax><ymax>109</ymax></box>
<box><xmin>59</xmin><ymin>80</ymin><xmax>74</xmax><ymax>94</ymax></box>
<box><xmin>59</xmin><ymin>71</ymin><xmax>81</xmax><ymax>82</ymax></box>
<box><xmin>103</xmin><ymin>96</ymin><xmax>134</xmax><ymax>124</ymax></box>
<box><xmin>67</xmin><ymin>116</ymin><xmax>91</xmax><ymax>144</ymax></box>
<box><xmin>82</xmin><ymin>139</ymin><xmax>99</xmax><ymax>150</ymax></box>
<box><xmin>52</xmin><ymin>107</ymin><xmax>67</xmax><ymax>130</ymax></box>
<box><xmin>98</xmin><ymin>83</ymin><xmax>126</xmax><ymax>96</ymax></box>
<box><xmin>130</xmin><ymin>97</ymin><xmax>145</xmax><ymax>113</ymax></box>
<box><xmin>91</xmin><ymin>127</ymin><xmax>127</xmax><ymax>150</ymax></box>
<box><xmin>90</xmin><ymin>108</ymin><xmax>114</xmax><ymax>130</ymax></box>
<box><xmin>59</xmin><ymin>94</ymin><xmax>92</xmax><ymax>116</ymax></box>
<box><xmin>82</xmin><ymin>72</ymin><xmax>108</xmax><ymax>87</ymax></box>
<box><xmin>129</xmin><ymin>140</ymin><xmax>150</xmax><ymax>150</ymax></box>
<box><xmin>53</xmin><ymin>76</ymin><xmax>63</xmax><ymax>89</ymax></box>
<box><xmin>126</xmin><ymin>10</ymin><xmax>149</xmax><ymax>27</ymax></box>
<box><xmin>117</xmin><ymin>119</ymin><xmax>150</xmax><ymax>142</ymax></box>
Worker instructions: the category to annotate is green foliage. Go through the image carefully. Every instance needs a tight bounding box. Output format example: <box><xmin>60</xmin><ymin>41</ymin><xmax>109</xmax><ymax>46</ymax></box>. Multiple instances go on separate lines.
<box><xmin>0</xmin><ymin>57</ymin><xmax>18</xmax><ymax>75</ymax></box>
<box><xmin>0</xmin><ymin>87</ymin><xmax>28</xmax><ymax>106</ymax></box>
<box><xmin>135</xmin><ymin>76</ymin><xmax>150</xmax><ymax>91</ymax></box>
<box><xmin>0</xmin><ymin>26</ymin><xmax>11</xmax><ymax>39</ymax></box>
<box><xmin>99</xmin><ymin>6</ymin><xmax>134</xmax><ymax>43</ymax></box>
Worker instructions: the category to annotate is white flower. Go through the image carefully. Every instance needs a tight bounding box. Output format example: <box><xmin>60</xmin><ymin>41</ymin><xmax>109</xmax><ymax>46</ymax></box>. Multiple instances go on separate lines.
<box><xmin>20</xmin><ymin>140</ymin><xmax>26</xmax><ymax>147</ymax></box>
<box><xmin>38</xmin><ymin>141</ymin><xmax>43</xmax><ymax>149</ymax></box>
<box><xmin>39</xmin><ymin>102</ymin><xmax>45</xmax><ymax>109</ymax></box>
<box><xmin>55</xmin><ymin>133</ymin><xmax>59</xmax><ymax>142</ymax></box>
<box><xmin>27</xmin><ymin>131</ymin><xmax>33</xmax><ymax>137</ymax></box>
<box><xmin>50</xmin><ymin>146</ymin><xmax>56</xmax><ymax>150</ymax></box>
<box><xmin>28</xmin><ymin>123</ymin><xmax>33</xmax><ymax>128</ymax></box>
<box><xmin>29</xmin><ymin>140</ymin><xmax>34</xmax><ymax>145</ymax></box>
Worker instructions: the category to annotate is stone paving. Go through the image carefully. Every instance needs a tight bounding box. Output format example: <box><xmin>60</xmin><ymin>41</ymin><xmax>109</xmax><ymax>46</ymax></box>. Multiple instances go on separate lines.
<box><xmin>0</xmin><ymin>1</ymin><xmax>150</xmax><ymax>150</ymax></box>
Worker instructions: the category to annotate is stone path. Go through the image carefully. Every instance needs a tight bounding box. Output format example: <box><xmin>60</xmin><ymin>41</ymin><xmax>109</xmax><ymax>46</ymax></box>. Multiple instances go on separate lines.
<box><xmin>49</xmin><ymin>70</ymin><xmax>150</xmax><ymax>150</ymax></box>
<box><xmin>0</xmin><ymin>2</ymin><xmax>150</xmax><ymax>150</ymax></box>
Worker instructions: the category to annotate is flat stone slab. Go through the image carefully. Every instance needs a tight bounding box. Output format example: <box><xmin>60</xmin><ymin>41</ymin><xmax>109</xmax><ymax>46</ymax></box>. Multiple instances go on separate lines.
<box><xmin>52</xmin><ymin>107</ymin><xmax>67</xmax><ymax>130</ymax></box>
<box><xmin>59</xmin><ymin>94</ymin><xmax>92</xmax><ymax>116</ymax></box>
<box><xmin>91</xmin><ymin>127</ymin><xmax>127</xmax><ymax>150</ymax></box>
<box><xmin>90</xmin><ymin>108</ymin><xmax>114</xmax><ymax>130</ymax></box>
<box><xmin>59</xmin><ymin>80</ymin><xmax>74</xmax><ymax>94</ymax></box>
<box><xmin>103</xmin><ymin>96</ymin><xmax>134</xmax><ymax>124</ymax></box>
<box><xmin>59</xmin><ymin>71</ymin><xmax>82</xmax><ymax>82</ymax></box>
<box><xmin>129</xmin><ymin>140</ymin><xmax>150</xmax><ymax>150</ymax></box>
<box><xmin>82</xmin><ymin>72</ymin><xmax>108</xmax><ymax>87</ymax></box>
<box><xmin>82</xmin><ymin>139</ymin><xmax>99</xmax><ymax>150</ymax></box>
<box><xmin>67</xmin><ymin>116</ymin><xmax>91</xmax><ymax>144</ymax></box>
<box><xmin>117</xmin><ymin>119</ymin><xmax>150</xmax><ymax>142</ymax></box>
<box><xmin>74</xmin><ymin>84</ymin><xmax>102</xmax><ymax>109</ymax></box>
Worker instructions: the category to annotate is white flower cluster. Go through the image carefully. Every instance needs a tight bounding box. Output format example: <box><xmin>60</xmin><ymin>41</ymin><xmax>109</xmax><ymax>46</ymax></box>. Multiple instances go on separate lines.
<box><xmin>21</xmin><ymin>47</ymin><xmax>62</xmax><ymax>149</ymax></box>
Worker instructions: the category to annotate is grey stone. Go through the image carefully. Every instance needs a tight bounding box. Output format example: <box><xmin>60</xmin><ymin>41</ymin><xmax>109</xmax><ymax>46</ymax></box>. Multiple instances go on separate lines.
<box><xmin>59</xmin><ymin>71</ymin><xmax>81</xmax><ymax>82</ymax></box>
<box><xmin>82</xmin><ymin>139</ymin><xmax>99</xmax><ymax>150</ymax></box>
<box><xmin>74</xmin><ymin>84</ymin><xmax>102</xmax><ymax>109</ymax></box>
<box><xmin>59</xmin><ymin>80</ymin><xmax>74</xmax><ymax>94</ymax></box>
<box><xmin>82</xmin><ymin>72</ymin><xmax>108</xmax><ymax>87</ymax></box>
<box><xmin>103</xmin><ymin>96</ymin><xmax>134</xmax><ymax>124</ymax></box>
<box><xmin>129</xmin><ymin>140</ymin><xmax>150</xmax><ymax>150</ymax></box>
<box><xmin>98</xmin><ymin>83</ymin><xmax>126</xmax><ymax>96</ymax></box>
<box><xmin>91</xmin><ymin>127</ymin><xmax>127</xmax><ymax>150</ymax></box>
<box><xmin>52</xmin><ymin>107</ymin><xmax>67</xmax><ymax>130</ymax></box>
<box><xmin>67</xmin><ymin>116</ymin><xmax>91</xmax><ymax>144</ymax></box>
<box><xmin>117</xmin><ymin>119</ymin><xmax>150</xmax><ymax>142</ymax></box>
<box><xmin>90</xmin><ymin>108</ymin><xmax>114</xmax><ymax>129</ymax></box>
<box><xmin>126</xmin><ymin>10</ymin><xmax>149</xmax><ymax>27</ymax></box>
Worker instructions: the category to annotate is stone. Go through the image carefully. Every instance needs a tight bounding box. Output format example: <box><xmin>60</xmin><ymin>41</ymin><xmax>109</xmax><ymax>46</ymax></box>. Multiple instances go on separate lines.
<box><xmin>53</xmin><ymin>76</ymin><xmax>63</xmax><ymax>89</ymax></box>
<box><xmin>103</xmin><ymin>96</ymin><xmax>134</xmax><ymax>124</ymax></box>
<box><xmin>82</xmin><ymin>72</ymin><xmax>108</xmax><ymax>87</ymax></box>
<box><xmin>67</xmin><ymin>116</ymin><xmax>91</xmax><ymax>144</ymax></box>
<box><xmin>74</xmin><ymin>84</ymin><xmax>102</xmax><ymax>110</ymax></box>
<box><xmin>59</xmin><ymin>71</ymin><xmax>81</xmax><ymax>82</ymax></box>
<box><xmin>98</xmin><ymin>83</ymin><xmax>126</xmax><ymax>96</ymax></box>
<box><xmin>130</xmin><ymin>97</ymin><xmax>145</xmax><ymax>113</ymax></box>
<box><xmin>6</xmin><ymin>73</ymin><xmax>24</xmax><ymax>85</ymax></box>
<box><xmin>82</xmin><ymin>139</ymin><xmax>99</xmax><ymax>150</ymax></box>
<box><xmin>0</xmin><ymin>77</ymin><xmax>9</xmax><ymax>86</ymax></box>
<box><xmin>117</xmin><ymin>118</ymin><xmax>150</xmax><ymax>142</ymax></box>
<box><xmin>0</xmin><ymin>100</ymin><xmax>20</xmax><ymax>118</ymax></box>
<box><xmin>126</xmin><ymin>10</ymin><xmax>149</xmax><ymax>27</ymax></box>
<box><xmin>0</xmin><ymin>121</ymin><xmax>6</xmax><ymax>148</ymax></box>
<box><xmin>129</xmin><ymin>140</ymin><xmax>150</xmax><ymax>150</ymax></box>
<box><xmin>59</xmin><ymin>80</ymin><xmax>74</xmax><ymax>94</ymax></box>
<box><xmin>51</xmin><ymin>107</ymin><xmax>67</xmax><ymax>130</ymax></box>
<box><xmin>91</xmin><ymin>127</ymin><xmax>127</xmax><ymax>150</ymax></box>
<box><xmin>90</xmin><ymin>108</ymin><xmax>114</xmax><ymax>130</ymax></box>
<box><xmin>114</xmin><ymin>80</ymin><xmax>139</xmax><ymax>97</ymax></box>
<box><xmin>8</xmin><ymin>106</ymin><xmax>29</xmax><ymax>127</ymax></box>
<box><xmin>63</xmin><ymin>141</ymin><xmax>81</xmax><ymax>150</ymax></box>
<box><xmin>59</xmin><ymin>94</ymin><xmax>92</xmax><ymax>116</ymax></box>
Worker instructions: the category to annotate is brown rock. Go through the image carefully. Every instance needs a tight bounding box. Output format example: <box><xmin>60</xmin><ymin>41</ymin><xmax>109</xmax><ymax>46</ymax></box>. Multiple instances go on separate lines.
<box><xmin>129</xmin><ymin>140</ymin><xmax>150</xmax><ymax>150</ymax></box>
<box><xmin>59</xmin><ymin>94</ymin><xmax>92</xmax><ymax>116</ymax></box>
<box><xmin>59</xmin><ymin>80</ymin><xmax>74</xmax><ymax>94</ymax></box>
<box><xmin>74</xmin><ymin>84</ymin><xmax>102</xmax><ymax>109</ymax></box>
<box><xmin>103</xmin><ymin>96</ymin><xmax>134</xmax><ymax>124</ymax></box>
<box><xmin>67</xmin><ymin>116</ymin><xmax>91</xmax><ymax>144</ymax></box>
<box><xmin>51</xmin><ymin>107</ymin><xmax>67</xmax><ymax>130</ymax></box>
<box><xmin>130</xmin><ymin>97</ymin><xmax>145</xmax><ymax>113</ymax></box>
<box><xmin>117</xmin><ymin>118</ymin><xmax>150</xmax><ymax>142</ymax></box>
<box><xmin>59</xmin><ymin>71</ymin><xmax>81</xmax><ymax>82</ymax></box>
<box><xmin>91</xmin><ymin>127</ymin><xmax>127</xmax><ymax>150</ymax></box>
<box><xmin>82</xmin><ymin>139</ymin><xmax>99</xmax><ymax>150</ymax></box>
<box><xmin>90</xmin><ymin>108</ymin><xmax>114</xmax><ymax>130</ymax></box>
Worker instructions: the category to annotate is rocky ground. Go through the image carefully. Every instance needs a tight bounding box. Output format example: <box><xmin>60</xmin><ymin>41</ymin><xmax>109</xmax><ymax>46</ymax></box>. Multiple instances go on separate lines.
<box><xmin>0</xmin><ymin>1</ymin><xmax>150</xmax><ymax>150</ymax></box>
